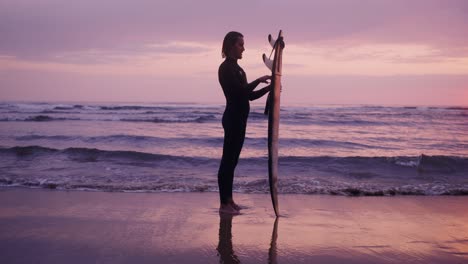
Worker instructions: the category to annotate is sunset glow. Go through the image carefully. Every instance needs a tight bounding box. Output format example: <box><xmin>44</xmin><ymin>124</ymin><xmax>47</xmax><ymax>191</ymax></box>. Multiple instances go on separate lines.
<box><xmin>1</xmin><ymin>0</ymin><xmax>467</xmax><ymax>105</ymax></box>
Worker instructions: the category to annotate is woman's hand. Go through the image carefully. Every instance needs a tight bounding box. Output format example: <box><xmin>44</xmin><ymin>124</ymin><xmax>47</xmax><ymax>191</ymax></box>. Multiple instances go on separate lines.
<box><xmin>257</xmin><ymin>75</ymin><xmax>271</xmax><ymax>84</ymax></box>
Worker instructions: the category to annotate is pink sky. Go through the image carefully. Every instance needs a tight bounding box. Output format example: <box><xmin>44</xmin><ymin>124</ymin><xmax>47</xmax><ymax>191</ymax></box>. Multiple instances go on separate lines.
<box><xmin>1</xmin><ymin>0</ymin><xmax>467</xmax><ymax>106</ymax></box>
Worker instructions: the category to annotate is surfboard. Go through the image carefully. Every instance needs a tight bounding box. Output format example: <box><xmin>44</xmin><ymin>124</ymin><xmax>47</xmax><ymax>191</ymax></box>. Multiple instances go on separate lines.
<box><xmin>263</xmin><ymin>30</ymin><xmax>285</xmax><ymax>217</ymax></box>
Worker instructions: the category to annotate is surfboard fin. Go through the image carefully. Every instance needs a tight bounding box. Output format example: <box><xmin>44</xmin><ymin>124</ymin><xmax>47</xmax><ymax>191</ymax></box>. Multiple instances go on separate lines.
<box><xmin>268</xmin><ymin>34</ymin><xmax>276</xmax><ymax>48</ymax></box>
<box><xmin>263</xmin><ymin>53</ymin><xmax>273</xmax><ymax>71</ymax></box>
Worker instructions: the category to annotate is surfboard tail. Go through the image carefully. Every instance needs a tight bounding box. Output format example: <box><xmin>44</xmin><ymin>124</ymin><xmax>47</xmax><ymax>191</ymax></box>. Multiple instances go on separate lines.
<box><xmin>270</xmin><ymin>178</ymin><xmax>280</xmax><ymax>216</ymax></box>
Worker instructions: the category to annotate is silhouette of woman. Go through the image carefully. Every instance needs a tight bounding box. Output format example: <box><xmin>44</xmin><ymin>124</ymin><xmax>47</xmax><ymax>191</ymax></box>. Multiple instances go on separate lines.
<box><xmin>218</xmin><ymin>31</ymin><xmax>271</xmax><ymax>214</ymax></box>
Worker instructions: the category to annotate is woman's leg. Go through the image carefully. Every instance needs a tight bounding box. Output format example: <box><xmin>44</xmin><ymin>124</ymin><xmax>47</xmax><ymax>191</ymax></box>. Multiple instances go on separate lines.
<box><xmin>218</xmin><ymin>120</ymin><xmax>246</xmax><ymax>211</ymax></box>
<box><xmin>228</xmin><ymin>125</ymin><xmax>246</xmax><ymax>210</ymax></box>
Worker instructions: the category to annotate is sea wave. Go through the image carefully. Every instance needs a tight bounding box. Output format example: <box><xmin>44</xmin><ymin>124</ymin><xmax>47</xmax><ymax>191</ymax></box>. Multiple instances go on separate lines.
<box><xmin>1</xmin><ymin>178</ymin><xmax>467</xmax><ymax>196</ymax></box>
<box><xmin>53</xmin><ymin>104</ymin><xmax>86</xmax><ymax>110</ymax></box>
<box><xmin>0</xmin><ymin>114</ymin><xmax>218</xmax><ymax>123</ymax></box>
<box><xmin>13</xmin><ymin>134</ymin><xmax>398</xmax><ymax>151</ymax></box>
<box><xmin>0</xmin><ymin>115</ymin><xmax>75</xmax><ymax>122</ymax></box>
<box><xmin>99</xmin><ymin>105</ymin><xmax>173</xmax><ymax>111</ymax></box>
<box><xmin>1</xmin><ymin>146</ymin><xmax>467</xmax><ymax>196</ymax></box>
<box><xmin>0</xmin><ymin>145</ymin><xmax>215</xmax><ymax>164</ymax></box>
<box><xmin>278</xmin><ymin>155</ymin><xmax>468</xmax><ymax>174</ymax></box>
<box><xmin>14</xmin><ymin>134</ymin><xmax>225</xmax><ymax>146</ymax></box>
<box><xmin>2</xmin><ymin>146</ymin><xmax>467</xmax><ymax>174</ymax></box>
<box><xmin>0</xmin><ymin>102</ymin><xmax>222</xmax><ymax>114</ymax></box>
<box><xmin>2</xmin><ymin>102</ymin><xmax>466</xmax><ymax>128</ymax></box>
<box><xmin>120</xmin><ymin>115</ymin><xmax>216</xmax><ymax>123</ymax></box>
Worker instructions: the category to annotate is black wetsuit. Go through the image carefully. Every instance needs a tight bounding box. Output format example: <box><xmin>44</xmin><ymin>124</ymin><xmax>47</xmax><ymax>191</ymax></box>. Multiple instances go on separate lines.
<box><xmin>218</xmin><ymin>57</ymin><xmax>270</xmax><ymax>204</ymax></box>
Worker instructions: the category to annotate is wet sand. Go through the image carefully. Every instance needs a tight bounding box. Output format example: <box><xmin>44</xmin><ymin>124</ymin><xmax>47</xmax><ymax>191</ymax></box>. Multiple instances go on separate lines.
<box><xmin>1</xmin><ymin>188</ymin><xmax>467</xmax><ymax>263</ymax></box>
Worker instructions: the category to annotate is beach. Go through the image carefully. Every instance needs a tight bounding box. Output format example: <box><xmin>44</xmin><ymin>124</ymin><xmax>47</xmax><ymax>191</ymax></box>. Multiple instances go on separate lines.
<box><xmin>1</xmin><ymin>188</ymin><xmax>467</xmax><ymax>263</ymax></box>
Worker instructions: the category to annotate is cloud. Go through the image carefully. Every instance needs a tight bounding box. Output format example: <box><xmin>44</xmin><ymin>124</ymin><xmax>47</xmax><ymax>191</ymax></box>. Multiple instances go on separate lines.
<box><xmin>242</xmin><ymin>43</ymin><xmax>468</xmax><ymax>77</ymax></box>
<box><xmin>282</xmin><ymin>74</ymin><xmax>468</xmax><ymax>106</ymax></box>
<box><xmin>144</xmin><ymin>42</ymin><xmax>213</xmax><ymax>54</ymax></box>
<box><xmin>0</xmin><ymin>0</ymin><xmax>224</xmax><ymax>59</ymax></box>
<box><xmin>1</xmin><ymin>0</ymin><xmax>467</xmax><ymax>61</ymax></box>
<box><xmin>288</xmin><ymin>43</ymin><xmax>468</xmax><ymax>64</ymax></box>
<box><xmin>0</xmin><ymin>41</ymin><xmax>221</xmax><ymax>77</ymax></box>
<box><xmin>44</xmin><ymin>41</ymin><xmax>214</xmax><ymax>64</ymax></box>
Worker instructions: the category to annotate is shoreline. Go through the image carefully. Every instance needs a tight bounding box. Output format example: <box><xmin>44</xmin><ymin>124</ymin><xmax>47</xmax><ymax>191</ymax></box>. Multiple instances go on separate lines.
<box><xmin>1</xmin><ymin>188</ymin><xmax>468</xmax><ymax>263</ymax></box>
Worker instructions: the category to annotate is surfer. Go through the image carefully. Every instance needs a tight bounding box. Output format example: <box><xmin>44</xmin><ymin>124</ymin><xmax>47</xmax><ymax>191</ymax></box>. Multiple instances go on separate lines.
<box><xmin>218</xmin><ymin>31</ymin><xmax>271</xmax><ymax>214</ymax></box>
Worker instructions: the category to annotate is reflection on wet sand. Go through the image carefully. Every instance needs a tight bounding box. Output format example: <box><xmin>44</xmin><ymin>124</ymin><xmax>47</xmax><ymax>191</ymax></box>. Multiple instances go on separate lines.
<box><xmin>217</xmin><ymin>213</ymin><xmax>240</xmax><ymax>264</ymax></box>
<box><xmin>268</xmin><ymin>217</ymin><xmax>279</xmax><ymax>264</ymax></box>
<box><xmin>1</xmin><ymin>190</ymin><xmax>467</xmax><ymax>263</ymax></box>
<box><xmin>217</xmin><ymin>214</ymin><xmax>279</xmax><ymax>264</ymax></box>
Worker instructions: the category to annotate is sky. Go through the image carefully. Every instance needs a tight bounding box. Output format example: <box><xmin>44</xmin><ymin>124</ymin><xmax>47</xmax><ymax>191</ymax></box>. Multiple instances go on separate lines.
<box><xmin>1</xmin><ymin>0</ymin><xmax>468</xmax><ymax>106</ymax></box>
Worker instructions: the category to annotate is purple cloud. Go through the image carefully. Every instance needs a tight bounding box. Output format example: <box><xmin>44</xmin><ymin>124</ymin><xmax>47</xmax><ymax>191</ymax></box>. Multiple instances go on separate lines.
<box><xmin>1</xmin><ymin>0</ymin><xmax>467</xmax><ymax>61</ymax></box>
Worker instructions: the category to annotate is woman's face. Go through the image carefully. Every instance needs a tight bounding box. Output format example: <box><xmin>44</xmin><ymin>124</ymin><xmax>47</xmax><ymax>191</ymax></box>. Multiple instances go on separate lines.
<box><xmin>230</xmin><ymin>37</ymin><xmax>245</xmax><ymax>59</ymax></box>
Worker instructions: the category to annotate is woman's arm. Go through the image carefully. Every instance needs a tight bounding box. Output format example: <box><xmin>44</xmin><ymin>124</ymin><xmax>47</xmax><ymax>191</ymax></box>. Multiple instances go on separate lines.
<box><xmin>245</xmin><ymin>79</ymin><xmax>261</xmax><ymax>93</ymax></box>
<box><xmin>219</xmin><ymin>62</ymin><xmax>272</xmax><ymax>100</ymax></box>
<box><xmin>245</xmin><ymin>75</ymin><xmax>271</xmax><ymax>93</ymax></box>
<box><xmin>249</xmin><ymin>85</ymin><xmax>271</xmax><ymax>101</ymax></box>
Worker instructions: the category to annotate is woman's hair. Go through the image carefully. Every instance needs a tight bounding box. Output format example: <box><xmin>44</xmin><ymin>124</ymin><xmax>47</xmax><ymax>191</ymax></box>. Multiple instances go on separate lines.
<box><xmin>222</xmin><ymin>31</ymin><xmax>243</xmax><ymax>58</ymax></box>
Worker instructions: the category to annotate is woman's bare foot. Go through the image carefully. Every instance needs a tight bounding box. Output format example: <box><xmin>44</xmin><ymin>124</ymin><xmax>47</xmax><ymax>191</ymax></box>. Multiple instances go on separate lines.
<box><xmin>219</xmin><ymin>203</ymin><xmax>240</xmax><ymax>215</ymax></box>
<box><xmin>229</xmin><ymin>201</ymin><xmax>242</xmax><ymax>211</ymax></box>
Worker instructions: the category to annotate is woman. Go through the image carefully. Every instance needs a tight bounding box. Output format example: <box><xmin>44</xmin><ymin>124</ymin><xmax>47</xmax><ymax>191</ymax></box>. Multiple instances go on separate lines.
<box><xmin>218</xmin><ymin>31</ymin><xmax>271</xmax><ymax>214</ymax></box>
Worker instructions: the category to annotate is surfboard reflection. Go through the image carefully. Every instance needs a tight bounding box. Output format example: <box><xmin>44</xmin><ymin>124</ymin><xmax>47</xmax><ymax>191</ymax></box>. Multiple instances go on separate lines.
<box><xmin>216</xmin><ymin>214</ymin><xmax>279</xmax><ymax>264</ymax></box>
<box><xmin>268</xmin><ymin>217</ymin><xmax>279</xmax><ymax>264</ymax></box>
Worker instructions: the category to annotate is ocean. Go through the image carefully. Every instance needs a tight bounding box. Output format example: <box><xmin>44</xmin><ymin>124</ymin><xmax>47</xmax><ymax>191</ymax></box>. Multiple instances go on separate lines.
<box><xmin>0</xmin><ymin>101</ymin><xmax>467</xmax><ymax>196</ymax></box>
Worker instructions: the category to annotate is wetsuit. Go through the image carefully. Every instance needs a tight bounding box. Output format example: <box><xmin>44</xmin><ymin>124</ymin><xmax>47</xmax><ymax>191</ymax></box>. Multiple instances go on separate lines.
<box><xmin>218</xmin><ymin>57</ymin><xmax>270</xmax><ymax>204</ymax></box>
